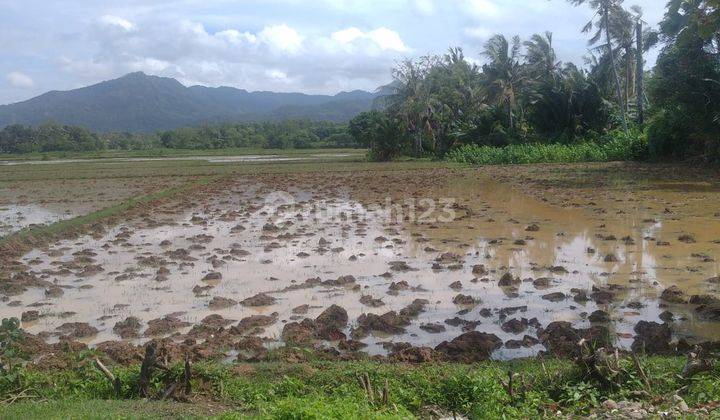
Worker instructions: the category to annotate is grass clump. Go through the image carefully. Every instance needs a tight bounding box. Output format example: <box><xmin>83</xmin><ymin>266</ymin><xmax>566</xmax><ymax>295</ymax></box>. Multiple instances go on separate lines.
<box><xmin>447</xmin><ymin>131</ymin><xmax>648</xmax><ymax>165</ymax></box>
<box><xmin>1</xmin><ymin>355</ymin><xmax>718</xmax><ymax>419</ymax></box>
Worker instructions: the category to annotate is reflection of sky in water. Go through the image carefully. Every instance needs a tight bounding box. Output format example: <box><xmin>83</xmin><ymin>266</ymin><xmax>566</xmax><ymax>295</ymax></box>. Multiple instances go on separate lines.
<box><xmin>4</xmin><ymin>174</ymin><xmax>720</xmax><ymax>359</ymax></box>
<box><xmin>0</xmin><ymin>204</ymin><xmax>75</xmax><ymax>236</ymax></box>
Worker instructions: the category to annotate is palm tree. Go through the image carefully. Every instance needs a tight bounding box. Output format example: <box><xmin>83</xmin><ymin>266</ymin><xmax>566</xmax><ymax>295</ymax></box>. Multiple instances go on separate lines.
<box><xmin>524</xmin><ymin>32</ymin><xmax>562</xmax><ymax>80</ymax></box>
<box><xmin>482</xmin><ymin>35</ymin><xmax>525</xmax><ymax>134</ymax></box>
<box><xmin>569</xmin><ymin>0</ymin><xmax>629</xmax><ymax>134</ymax></box>
<box><xmin>388</xmin><ymin>56</ymin><xmax>441</xmax><ymax>157</ymax></box>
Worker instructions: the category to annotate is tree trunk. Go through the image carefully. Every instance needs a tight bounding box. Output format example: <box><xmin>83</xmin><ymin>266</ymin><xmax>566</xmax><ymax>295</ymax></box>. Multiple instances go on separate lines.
<box><xmin>414</xmin><ymin>131</ymin><xmax>423</xmax><ymax>157</ymax></box>
<box><xmin>506</xmin><ymin>98</ymin><xmax>514</xmax><ymax>134</ymax></box>
<box><xmin>604</xmin><ymin>7</ymin><xmax>629</xmax><ymax>134</ymax></box>
<box><xmin>625</xmin><ymin>45</ymin><xmax>633</xmax><ymax>109</ymax></box>
<box><xmin>636</xmin><ymin>20</ymin><xmax>645</xmax><ymax>127</ymax></box>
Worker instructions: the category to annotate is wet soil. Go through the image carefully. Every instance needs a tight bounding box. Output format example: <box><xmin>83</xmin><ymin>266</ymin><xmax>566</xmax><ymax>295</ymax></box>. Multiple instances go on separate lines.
<box><xmin>2</xmin><ymin>162</ymin><xmax>720</xmax><ymax>363</ymax></box>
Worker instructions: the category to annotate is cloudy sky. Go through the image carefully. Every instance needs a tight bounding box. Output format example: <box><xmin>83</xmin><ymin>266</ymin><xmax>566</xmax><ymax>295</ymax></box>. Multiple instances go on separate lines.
<box><xmin>1</xmin><ymin>0</ymin><xmax>667</xmax><ymax>105</ymax></box>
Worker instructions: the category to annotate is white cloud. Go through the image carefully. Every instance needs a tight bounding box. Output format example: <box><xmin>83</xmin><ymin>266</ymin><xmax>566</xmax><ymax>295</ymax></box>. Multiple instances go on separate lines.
<box><xmin>216</xmin><ymin>29</ymin><xmax>257</xmax><ymax>44</ymax></box>
<box><xmin>331</xmin><ymin>27</ymin><xmax>407</xmax><ymax>52</ymax></box>
<box><xmin>412</xmin><ymin>0</ymin><xmax>436</xmax><ymax>15</ymax></box>
<box><xmin>6</xmin><ymin>71</ymin><xmax>35</xmax><ymax>89</ymax></box>
<box><xmin>464</xmin><ymin>26</ymin><xmax>493</xmax><ymax>40</ymax></box>
<box><xmin>259</xmin><ymin>24</ymin><xmax>304</xmax><ymax>54</ymax></box>
<box><xmin>265</xmin><ymin>69</ymin><xmax>289</xmax><ymax>80</ymax></box>
<box><xmin>464</xmin><ymin>0</ymin><xmax>501</xmax><ymax>18</ymax></box>
<box><xmin>0</xmin><ymin>0</ymin><xmax>668</xmax><ymax>104</ymax></box>
<box><xmin>366</xmin><ymin>28</ymin><xmax>407</xmax><ymax>51</ymax></box>
<box><xmin>99</xmin><ymin>15</ymin><xmax>136</xmax><ymax>31</ymax></box>
<box><xmin>332</xmin><ymin>27</ymin><xmax>364</xmax><ymax>44</ymax></box>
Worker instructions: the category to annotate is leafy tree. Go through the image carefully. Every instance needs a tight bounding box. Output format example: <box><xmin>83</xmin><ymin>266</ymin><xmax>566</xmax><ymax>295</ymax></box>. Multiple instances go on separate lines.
<box><xmin>349</xmin><ymin>111</ymin><xmax>408</xmax><ymax>160</ymax></box>
<box><xmin>647</xmin><ymin>0</ymin><xmax>720</xmax><ymax>160</ymax></box>
<box><xmin>569</xmin><ymin>0</ymin><xmax>631</xmax><ymax>134</ymax></box>
<box><xmin>482</xmin><ymin>35</ymin><xmax>525</xmax><ymax>135</ymax></box>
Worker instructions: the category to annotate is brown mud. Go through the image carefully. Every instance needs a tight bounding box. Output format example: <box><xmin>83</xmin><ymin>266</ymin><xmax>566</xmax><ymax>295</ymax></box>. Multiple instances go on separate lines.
<box><xmin>2</xmin><ymin>163</ymin><xmax>720</xmax><ymax>365</ymax></box>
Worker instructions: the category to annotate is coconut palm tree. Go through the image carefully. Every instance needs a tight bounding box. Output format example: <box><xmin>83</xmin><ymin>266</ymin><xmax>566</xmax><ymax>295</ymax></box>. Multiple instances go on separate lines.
<box><xmin>524</xmin><ymin>32</ymin><xmax>562</xmax><ymax>81</ymax></box>
<box><xmin>388</xmin><ymin>57</ymin><xmax>437</xmax><ymax>157</ymax></box>
<box><xmin>482</xmin><ymin>34</ymin><xmax>525</xmax><ymax>134</ymax></box>
<box><xmin>568</xmin><ymin>0</ymin><xmax>629</xmax><ymax>134</ymax></box>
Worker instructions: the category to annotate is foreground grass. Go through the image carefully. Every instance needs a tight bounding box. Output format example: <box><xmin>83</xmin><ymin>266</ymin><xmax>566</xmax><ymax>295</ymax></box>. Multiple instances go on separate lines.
<box><xmin>447</xmin><ymin>135</ymin><xmax>648</xmax><ymax>165</ymax></box>
<box><xmin>0</xmin><ymin>355</ymin><xmax>718</xmax><ymax>419</ymax></box>
<box><xmin>0</xmin><ymin>400</ymin><xmax>226</xmax><ymax>420</ymax></box>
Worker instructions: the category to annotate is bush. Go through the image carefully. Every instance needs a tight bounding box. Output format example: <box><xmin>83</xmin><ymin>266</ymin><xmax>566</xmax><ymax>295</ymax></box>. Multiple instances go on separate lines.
<box><xmin>447</xmin><ymin>132</ymin><xmax>647</xmax><ymax>165</ymax></box>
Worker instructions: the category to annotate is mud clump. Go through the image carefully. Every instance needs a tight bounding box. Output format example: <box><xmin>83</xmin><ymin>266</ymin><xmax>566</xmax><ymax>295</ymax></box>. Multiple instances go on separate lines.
<box><xmin>280</xmin><ymin>305</ymin><xmax>349</xmax><ymax>344</ymax></box>
<box><xmin>661</xmin><ymin>286</ymin><xmax>688</xmax><ymax>304</ymax></box>
<box><xmin>359</xmin><ymin>295</ymin><xmax>384</xmax><ymax>307</ymax></box>
<box><xmin>241</xmin><ymin>293</ymin><xmax>277</xmax><ymax>307</ymax></box>
<box><xmin>316</xmin><ymin>305</ymin><xmax>348</xmax><ymax>330</ymax></box>
<box><xmin>315</xmin><ymin>305</ymin><xmax>349</xmax><ymax>340</ymax></box>
<box><xmin>542</xmin><ymin>292</ymin><xmax>566</xmax><ymax>302</ymax></box>
<box><xmin>352</xmin><ymin>311</ymin><xmax>410</xmax><ymax>339</ymax></box>
<box><xmin>322</xmin><ymin>275</ymin><xmax>356</xmax><ymax>287</ymax></box>
<box><xmin>282</xmin><ymin>319</ymin><xmax>318</xmax><ymax>345</ymax></box>
<box><xmin>538</xmin><ymin>321</ymin><xmax>612</xmax><ymax>357</ymax></box>
<box><xmin>472</xmin><ymin>265</ymin><xmax>488</xmax><ymax>276</ymax></box>
<box><xmin>56</xmin><ymin>322</ymin><xmax>99</xmax><ymax>339</ymax></box>
<box><xmin>144</xmin><ymin>315</ymin><xmax>191</xmax><ymax>337</ymax></box>
<box><xmin>452</xmin><ymin>294</ymin><xmax>478</xmax><ymax>306</ymax></box>
<box><xmin>113</xmin><ymin>317</ymin><xmax>142</xmax><ymax>339</ymax></box>
<box><xmin>420</xmin><ymin>323</ymin><xmax>446</xmax><ymax>334</ymax></box>
<box><xmin>399</xmin><ymin>299</ymin><xmax>429</xmax><ymax>318</ymax></box>
<box><xmin>233</xmin><ymin>313</ymin><xmax>278</xmax><ymax>335</ymax></box>
<box><xmin>208</xmin><ymin>296</ymin><xmax>238</xmax><ymax>309</ymax></box>
<box><xmin>435</xmin><ymin>331</ymin><xmax>502</xmax><ymax>362</ymax></box>
<box><xmin>201</xmin><ymin>314</ymin><xmax>235</xmax><ymax>328</ymax></box>
<box><xmin>96</xmin><ymin>341</ymin><xmax>144</xmax><ymax>365</ymax></box>
<box><xmin>678</xmin><ymin>234</ymin><xmax>696</xmax><ymax>243</ymax></box>
<box><xmin>631</xmin><ymin>321</ymin><xmax>672</xmax><ymax>355</ymax></box>
<box><xmin>604</xmin><ymin>254</ymin><xmax>618</xmax><ymax>263</ymax></box>
<box><xmin>202</xmin><ymin>272</ymin><xmax>222</xmax><ymax>282</ymax></box>
<box><xmin>498</xmin><ymin>272</ymin><xmax>520</xmax><ymax>287</ymax></box>
<box><xmin>21</xmin><ymin>310</ymin><xmax>40</xmax><ymax>322</ymax></box>
<box><xmin>501</xmin><ymin>318</ymin><xmax>529</xmax><ymax>334</ymax></box>
<box><xmin>389</xmin><ymin>346</ymin><xmax>444</xmax><ymax>363</ymax></box>
<box><xmin>588</xmin><ymin>310</ymin><xmax>610</xmax><ymax>323</ymax></box>
<box><xmin>533</xmin><ymin>277</ymin><xmax>552</xmax><ymax>289</ymax></box>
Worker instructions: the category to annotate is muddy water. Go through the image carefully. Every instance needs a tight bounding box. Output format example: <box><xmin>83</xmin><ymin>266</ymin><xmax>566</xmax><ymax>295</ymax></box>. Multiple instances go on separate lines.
<box><xmin>0</xmin><ymin>204</ymin><xmax>76</xmax><ymax>236</ymax></box>
<box><xmin>3</xmin><ymin>169</ymin><xmax>720</xmax><ymax>359</ymax></box>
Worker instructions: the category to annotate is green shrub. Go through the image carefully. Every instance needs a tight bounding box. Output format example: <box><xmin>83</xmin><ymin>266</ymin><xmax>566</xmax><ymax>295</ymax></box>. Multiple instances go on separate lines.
<box><xmin>447</xmin><ymin>132</ymin><xmax>648</xmax><ymax>165</ymax></box>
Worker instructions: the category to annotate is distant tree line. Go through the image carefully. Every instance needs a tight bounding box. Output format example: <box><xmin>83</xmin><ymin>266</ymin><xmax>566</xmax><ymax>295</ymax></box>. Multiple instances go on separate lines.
<box><xmin>0</xmin><ymin>120</ymin><xmax>358</xmax><ymax>154</ymax></box>
<box><xmin>350</xmin><ymin>0</ymin><xmax>720</xmax><ymax>163</ymax></box>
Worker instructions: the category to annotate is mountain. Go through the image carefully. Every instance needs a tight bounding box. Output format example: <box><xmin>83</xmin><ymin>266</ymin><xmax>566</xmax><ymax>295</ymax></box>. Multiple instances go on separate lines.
<box><xmin>0</xmin><ymin>72</ymin><xmax>380</xmax><ymax>132</ymax></box>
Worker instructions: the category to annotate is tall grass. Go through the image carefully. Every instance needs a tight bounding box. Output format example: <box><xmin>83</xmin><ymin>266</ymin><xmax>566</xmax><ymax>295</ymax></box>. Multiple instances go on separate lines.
<box><xmin>447</xmin><ymin>132</ymin><xmax>648</xmax><ymax>165</ymax></box>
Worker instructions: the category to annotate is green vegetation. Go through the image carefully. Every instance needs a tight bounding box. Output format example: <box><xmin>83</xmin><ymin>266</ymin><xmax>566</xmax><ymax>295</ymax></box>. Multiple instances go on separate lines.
<box><xmin>0</xmin><ymin>353</ymin><xmax>717</xmax><ymax>418</ymax></box>
<box><xmin>448</xmin><ymin>130</ymin><xmax>647</xmax><ymax>165</ymax></box>
<box><xmin>349</xmin><ymin>0</ymin><xmax>719</xmax><ymax>164</ymax></box>
<box><xmin>646</xmin><ymin>0</ymin><xmax>720</xmax><ymax>162</ymax></box>
<box><xmin>0</xmin><ymin>147</ymin><xmax>364</xmax><ymax>162</ymax></box>
<box><xmin>0</xmin><ymin>120</ymin><xmax>358</xmax><ymax>155</ymax></box>
<box><xmin>1</xmin><ymin>318</ymin><xmax>716</xmax><ymax>418</ymax></box>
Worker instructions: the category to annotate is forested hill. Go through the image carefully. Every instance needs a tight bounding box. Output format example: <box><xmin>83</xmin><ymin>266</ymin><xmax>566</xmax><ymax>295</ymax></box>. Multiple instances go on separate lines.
<box><xmin>0</xmin><ymin>72</ymin><xmax>379</xmax><ymax>132</ymax></box>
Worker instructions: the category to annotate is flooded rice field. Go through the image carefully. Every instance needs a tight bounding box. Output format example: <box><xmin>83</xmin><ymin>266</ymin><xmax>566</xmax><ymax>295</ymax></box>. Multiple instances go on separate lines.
<box><xmin>2</xmin><ymin>163</ymin><xmax>720</xmax><ymax>362</ymax></box>
<box><xmin>0</xmin><ymin>176</ymin><xmax>197</xmax><ymax>237</ymax></box>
